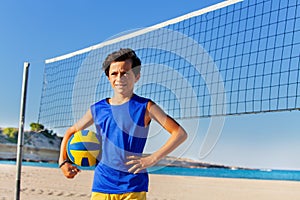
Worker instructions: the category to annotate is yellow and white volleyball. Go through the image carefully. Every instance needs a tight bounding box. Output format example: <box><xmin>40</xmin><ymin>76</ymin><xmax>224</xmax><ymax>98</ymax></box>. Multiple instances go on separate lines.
<box><xmin>67</xmin><ymin>130</ymin><xmax>101</xmax><ymax>167</ymax></box>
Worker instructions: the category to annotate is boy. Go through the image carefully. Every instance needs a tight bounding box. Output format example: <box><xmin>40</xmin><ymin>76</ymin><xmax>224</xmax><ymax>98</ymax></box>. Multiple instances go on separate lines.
<box><xmin>59</xmin><ymin>48</ymin><xmax>187</xmax><ymax>199</ymax></box>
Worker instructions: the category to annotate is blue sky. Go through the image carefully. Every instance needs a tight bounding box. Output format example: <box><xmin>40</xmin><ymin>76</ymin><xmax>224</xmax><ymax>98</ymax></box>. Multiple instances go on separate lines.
<box><xmin>1</xmin><ymin>0</ymin><xmax>300</xmax><ymax>170</ymax></box>
<box><xmin>0</xmin><ymin>0</ymin><xmax>223</xmax><ymax>128</ymax></box>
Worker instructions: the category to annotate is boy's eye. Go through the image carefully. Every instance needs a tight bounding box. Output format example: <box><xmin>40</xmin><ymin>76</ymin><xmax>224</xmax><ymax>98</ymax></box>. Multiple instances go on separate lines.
<box><xmin>110</xmin><ymin>71</ymin><xmax>129</xmax><ymax>76</ymax></box>
<box><xmin>111</xmin><ymin>72</ymin><xmax>117</xmax><ymax>76</ymax></box>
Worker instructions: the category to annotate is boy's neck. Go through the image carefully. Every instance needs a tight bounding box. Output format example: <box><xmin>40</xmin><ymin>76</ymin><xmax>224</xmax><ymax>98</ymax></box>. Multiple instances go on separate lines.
<box><xmin>109</xmin><ymin>93</ymin><xmax>134</xmax><ymax>105</ymax></box>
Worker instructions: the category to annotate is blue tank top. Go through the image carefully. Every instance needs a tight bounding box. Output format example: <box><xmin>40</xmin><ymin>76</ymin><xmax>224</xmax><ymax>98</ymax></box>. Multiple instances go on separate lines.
<box><xmin>90</xmin><ymin>94</ymin><xmax>150</xmax><ymax>194</ymax></box>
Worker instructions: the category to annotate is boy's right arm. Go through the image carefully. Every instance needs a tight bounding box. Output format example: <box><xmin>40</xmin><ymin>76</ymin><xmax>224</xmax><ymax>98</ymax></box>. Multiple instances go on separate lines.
<box><xmin>59</xmin><ymin>108</ymin><xmax>94</xmax><ymax>178</ymax></box>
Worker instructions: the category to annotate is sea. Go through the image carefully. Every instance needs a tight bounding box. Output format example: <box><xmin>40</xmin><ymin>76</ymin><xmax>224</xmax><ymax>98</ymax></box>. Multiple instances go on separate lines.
<box><xmin>1</xmin><ymin>160</ymin><xmax>300</xmax><ymax>182</ymax></box>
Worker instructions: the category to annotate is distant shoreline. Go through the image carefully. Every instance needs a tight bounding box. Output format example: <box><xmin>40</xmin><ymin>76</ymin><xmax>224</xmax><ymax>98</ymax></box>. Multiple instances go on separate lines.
<box><xmin>0</xmin><ymin>143</ymin><xmax>251</xmax><ymax>170</ymax></box>
<box><xmin>0</xmin><ymin>129</ymin><xmax>269</xmax><ymax>171</ymax></box>
<box><xmin>0</xmin><ymin>143</ymin><xmax>59</xmax><ymax>163</ymax></box>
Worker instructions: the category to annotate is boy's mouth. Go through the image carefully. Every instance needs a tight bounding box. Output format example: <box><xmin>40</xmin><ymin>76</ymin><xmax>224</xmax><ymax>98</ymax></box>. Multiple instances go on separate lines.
<box><xmin>115</xmin><ymin>83</ymin><xmax>127</xmax><ymax>88</ymax></box>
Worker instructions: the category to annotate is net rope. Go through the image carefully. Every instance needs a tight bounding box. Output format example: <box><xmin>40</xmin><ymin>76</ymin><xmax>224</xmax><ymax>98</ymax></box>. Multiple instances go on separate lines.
<box><xmin>38</xmin><ymin>0</ymin><xmax>300</xmax><ymax>129</ymax></box>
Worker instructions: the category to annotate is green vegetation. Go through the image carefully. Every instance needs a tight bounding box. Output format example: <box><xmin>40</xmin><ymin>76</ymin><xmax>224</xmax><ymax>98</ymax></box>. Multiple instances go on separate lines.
<box><xmin>30</xmin><ymin>122</ymin><xmax>57</xmax><ymax>139</ymax></box>
<box><xmin>2</xmin><ymin>127</ymin><xmax>18</xmax><ymax>143</ymax></box>
<box><xmin>29</xmin><ymin>122</ymin><xmax>44</xmax><ymax>132</ymax></box>
<box><xmin>0</xmin><ymin>122</ymin><xmax>59</xmax><ymax>144</ymax></box>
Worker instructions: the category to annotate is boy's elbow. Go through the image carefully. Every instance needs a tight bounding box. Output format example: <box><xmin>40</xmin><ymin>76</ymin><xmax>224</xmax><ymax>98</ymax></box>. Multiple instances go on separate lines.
<box><xmin>179</xmin><ymin>128</ymin><xmax>188</xmax><ymax>142</ymax></box>
<box><xmin>183</xmin><ymin>131</ymin><xmax>188</xmax><ymax>141</ymax></box>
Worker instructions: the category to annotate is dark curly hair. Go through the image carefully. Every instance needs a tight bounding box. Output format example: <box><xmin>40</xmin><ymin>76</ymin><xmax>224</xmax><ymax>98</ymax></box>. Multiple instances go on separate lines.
<box><xmin>102</xmin><ymin>48</ymin><xmax>141</xmax><ymax>77</ymax></box>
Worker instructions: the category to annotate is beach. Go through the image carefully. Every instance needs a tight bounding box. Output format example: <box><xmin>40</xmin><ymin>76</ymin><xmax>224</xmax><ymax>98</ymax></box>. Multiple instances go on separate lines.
<box><xmin>1</xmin><ymin>164</ymin><xmax>300</xmax><ymax>200</ymax></box>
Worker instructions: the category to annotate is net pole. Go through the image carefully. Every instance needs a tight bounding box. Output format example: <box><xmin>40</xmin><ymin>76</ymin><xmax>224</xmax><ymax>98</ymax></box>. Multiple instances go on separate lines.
<box><xmin>15</xmin><ymin>62</ymin><xmax>30</xmax><ymax>200</ymax></box>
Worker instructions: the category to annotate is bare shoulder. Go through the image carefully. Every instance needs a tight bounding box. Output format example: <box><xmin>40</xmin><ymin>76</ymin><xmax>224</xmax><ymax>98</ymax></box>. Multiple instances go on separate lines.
<box><xmin>146</xmin><ymin>100</ymin><xmax>169</xmax><ymax>121</ymax></box>
<box><xmin>145</xmin><ymin>100</ymin><xmax>164</xmax><ymax>126</ymax></box>
<box><xmin>74</xmin><ymin>108</ymin><xmax>94</xmax><ymax>130</ymax></box>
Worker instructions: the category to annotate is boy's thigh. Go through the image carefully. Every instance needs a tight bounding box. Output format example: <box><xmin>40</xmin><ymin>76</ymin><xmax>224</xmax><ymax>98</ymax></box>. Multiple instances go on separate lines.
<box><xmin>91</xmin><ymin>191</ymin><xmax>146</xmax><ymax>200</ymax></box>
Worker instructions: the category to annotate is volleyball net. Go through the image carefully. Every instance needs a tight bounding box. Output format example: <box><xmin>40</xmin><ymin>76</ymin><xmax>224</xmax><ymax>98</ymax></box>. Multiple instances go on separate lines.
<box><xmin>38</xmin><ymin>0</ymin><xmax>300</xmax><ymax>129</ymax></box>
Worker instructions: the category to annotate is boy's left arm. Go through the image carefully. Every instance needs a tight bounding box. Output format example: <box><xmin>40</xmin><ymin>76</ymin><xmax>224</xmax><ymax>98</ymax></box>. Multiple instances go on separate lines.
<box><xmin>127</xmin><ymin>101</ymin><xmax>187</xmax><ymax>174</ymax></box>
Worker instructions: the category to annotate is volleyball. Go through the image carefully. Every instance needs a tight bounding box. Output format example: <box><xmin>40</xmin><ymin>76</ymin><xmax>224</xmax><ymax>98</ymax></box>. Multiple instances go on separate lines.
<box><xmin>67</xmin><ymin>130</ymin><xmax>101</xmax><ymax>167</ymax></box>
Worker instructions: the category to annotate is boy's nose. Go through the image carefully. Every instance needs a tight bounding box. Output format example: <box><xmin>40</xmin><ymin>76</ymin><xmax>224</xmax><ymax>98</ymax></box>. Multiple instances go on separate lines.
<box><xmin>117</xmin><ymin>72</ymin><xmax>126</xmax><ymax>80</ymax></box>
<box><xmin>116</xmin><ymin>73</ymin><xmax>122</xmax><ymax>80</ymax></box>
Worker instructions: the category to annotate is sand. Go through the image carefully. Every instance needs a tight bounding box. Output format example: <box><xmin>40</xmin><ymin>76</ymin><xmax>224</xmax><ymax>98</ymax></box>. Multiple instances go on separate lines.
<box><xmin>1</xmin><ymin>164</ymin><xmax>300</xmax><ymax>200</ymax></box>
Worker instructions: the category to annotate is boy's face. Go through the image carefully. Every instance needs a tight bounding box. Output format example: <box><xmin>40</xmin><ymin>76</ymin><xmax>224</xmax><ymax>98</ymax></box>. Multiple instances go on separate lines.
<box><xmin>108</xmin><ymin>59</ymin><xmax>140</xmax><ymax>96</ymax></box>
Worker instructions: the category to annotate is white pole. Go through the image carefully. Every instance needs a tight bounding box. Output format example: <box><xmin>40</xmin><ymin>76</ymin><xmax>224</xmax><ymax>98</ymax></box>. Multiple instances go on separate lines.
<box><xmin>15</xmin><ymin>62</ymin><xmax>30</xmax><ymax>200</ymax></box>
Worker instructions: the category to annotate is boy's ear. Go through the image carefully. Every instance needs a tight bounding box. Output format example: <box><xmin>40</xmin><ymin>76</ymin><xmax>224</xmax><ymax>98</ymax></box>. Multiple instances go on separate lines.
<box><xmin>135</xmin><ymin>73</ymin><xmax>140</xmax><ymax>82</ymax></box>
